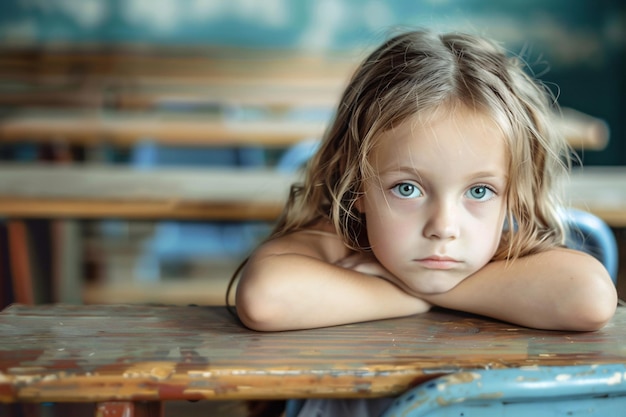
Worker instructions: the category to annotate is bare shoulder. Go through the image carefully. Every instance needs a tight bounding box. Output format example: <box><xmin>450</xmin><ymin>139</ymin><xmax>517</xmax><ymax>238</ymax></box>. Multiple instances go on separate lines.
<box><xmin>251</xmin><ymin>221</ymin><xmax>351</xmax><ymax>264</ymax></box>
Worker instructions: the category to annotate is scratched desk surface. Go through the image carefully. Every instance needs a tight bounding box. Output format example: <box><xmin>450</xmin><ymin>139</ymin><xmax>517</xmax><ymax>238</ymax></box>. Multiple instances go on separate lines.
<box><xmin>0</xmin><ymin>304</ymin><xmax>624</xmax><ymax>403</ymax></box>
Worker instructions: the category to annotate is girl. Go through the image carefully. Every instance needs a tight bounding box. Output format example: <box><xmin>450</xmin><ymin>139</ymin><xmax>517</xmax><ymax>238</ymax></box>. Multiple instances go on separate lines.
<box><xmin>232</xmin><ymin>30</ymin><xmax>616</xmax><ymax>334</ymax></box>
<box><xmin>229</xmin><ymin>28</ymin><xmax>618</xmax><ymax>417</ymax></box>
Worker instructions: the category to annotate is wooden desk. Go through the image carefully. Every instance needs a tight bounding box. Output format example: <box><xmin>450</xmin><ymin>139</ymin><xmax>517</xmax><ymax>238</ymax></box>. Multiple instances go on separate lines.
<box><xmin>0</xmin><ymin>304</ymin><xmax>624</xmax><ymax>415</ymax></box>
<box><xmin>0</xmin><ymin>82</ymin><xmax>344</xmax><ymax>110</ymax></box>
<box><xmin>0</xmin><ymin>164</ymin><xmax>294</xmax><ymax>221</ymax></box>
<box><xmin>0</xmin><ymin>111</ymin><xmax>327</xmax><ymax>147</ymax></box>
<box><xmin>112</xmin><ymin>83</ymin><xmax>343</xmax><ymax>110</ymax></box>
<box><xmin>0</xmin><ymin>165</ymin><xmax>294</xmax><ymax>306</ymax></box>
<box><xmin>565</xmin><ymin>166</ymin><xmax>626</xmax><ymax>228</ymax></box>
<box><xmin>0</xmin><ymin>47</ymin><xmax>609</xmax><ymax>151</ymax></box>
<box><xmin>0</xmin><ymin>108</ymin><xmax>608</xmax><ymax>150</ymax></box>
<box><xmin>0</xmin><ymin>46</ymin><xmax>356</xmax><ymax>86</ymax></box>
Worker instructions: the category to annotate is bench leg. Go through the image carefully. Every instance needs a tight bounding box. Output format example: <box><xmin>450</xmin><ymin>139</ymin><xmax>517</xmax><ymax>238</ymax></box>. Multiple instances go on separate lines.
<box><xmin>7</xmin><ymin>220</ymin><xmax>35</xmax><ymax>305</ymax></box>
<box><xmin>95</xmin><ymin>401</ymin><xmax>163</xmax><ymax>417</ymax></box>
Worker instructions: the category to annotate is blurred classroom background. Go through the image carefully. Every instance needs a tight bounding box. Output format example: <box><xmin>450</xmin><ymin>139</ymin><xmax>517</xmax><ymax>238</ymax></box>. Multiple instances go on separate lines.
<box><xmin>0</xmin><ymin>0</ymin><xmax>625</xmax><ymax>309</ymax></box>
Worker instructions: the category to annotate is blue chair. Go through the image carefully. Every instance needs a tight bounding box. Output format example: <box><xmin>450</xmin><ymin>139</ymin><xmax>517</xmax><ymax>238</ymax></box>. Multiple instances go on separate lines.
<box><xmin>381</xmin><ymin>364</ymin><xmax>626</xmax><ymax>417</ymax></box>
<box><xmin>286</xmin><ymin>208</ymin><xmax>620</xmax><ymax>417</ymax></box>
<box><xmin>563</xmin><ymin>208</ymin><xmax>618</xmax><ymax>285</ymax></box>
<box><xmin>275</xmin><ymin>137</ymin><xmax>320</xmax><ymax>173</ymax></box>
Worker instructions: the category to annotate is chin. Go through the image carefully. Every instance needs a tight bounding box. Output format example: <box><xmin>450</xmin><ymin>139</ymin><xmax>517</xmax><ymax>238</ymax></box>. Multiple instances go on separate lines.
<box><xmin>413</xmin><ymin>284</ymin><xmax>455</xmax><ymax>295</ymax></box>
<box><xmin>405</xmin><ymin>274</ymin><xmax>467</xmax><ymax>295</ymax></box>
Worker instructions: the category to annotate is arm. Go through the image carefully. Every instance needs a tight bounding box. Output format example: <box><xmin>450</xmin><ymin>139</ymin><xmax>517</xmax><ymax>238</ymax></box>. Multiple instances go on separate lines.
<box><xmin>235</xmin><ymin>229</ymin><xmax>430</xmax><ymax>331</ymax></box>
<box><xmin>420</xmin><ymin>248</ymin><xmax>617</xmax><ymax>331</ymax></box>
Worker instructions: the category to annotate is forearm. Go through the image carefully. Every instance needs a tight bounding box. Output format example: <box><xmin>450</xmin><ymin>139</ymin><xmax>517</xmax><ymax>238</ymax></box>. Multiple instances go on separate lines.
<box><xmin>236</xmin><ymin>253</ymin><xmax>430</xmax><ymax>331</ymax></box>
<box><xmin>421</xmin><ymin>248</ymin><xmax>617</xmax><ymax>331</ymax></box>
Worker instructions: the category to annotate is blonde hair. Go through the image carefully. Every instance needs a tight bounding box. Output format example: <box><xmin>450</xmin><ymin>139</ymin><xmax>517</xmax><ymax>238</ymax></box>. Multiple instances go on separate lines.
<box><xmin>266</xmin><ymin>29</ymin><xmax>572</xmax><ymax>261</ymax></box>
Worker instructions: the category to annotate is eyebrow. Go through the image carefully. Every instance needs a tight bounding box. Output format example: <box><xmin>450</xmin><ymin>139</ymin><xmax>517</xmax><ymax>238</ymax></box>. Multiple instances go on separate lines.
<box><xmin>467</xmin><ymin>171</ymin><xmax>509</xmax><ymax>181</ymax></box>
<box><xmin>379</xmin><ymin>166</ymin><xmax>508</xmax><ymax>182</ymax></box>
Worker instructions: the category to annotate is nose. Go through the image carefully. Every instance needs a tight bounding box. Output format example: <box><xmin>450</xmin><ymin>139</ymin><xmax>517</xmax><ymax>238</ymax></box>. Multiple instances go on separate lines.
<box><xmin>423</xmin><ymin>198</ymin><xmax>460</xmax><ymax>240</ymax></box>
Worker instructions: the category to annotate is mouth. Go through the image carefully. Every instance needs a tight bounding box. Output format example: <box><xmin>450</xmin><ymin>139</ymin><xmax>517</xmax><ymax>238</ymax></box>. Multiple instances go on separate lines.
<box><xmin>414</xmin><ymin>256</ymin><xmax>460</xmax><ymax>270</ymax></box>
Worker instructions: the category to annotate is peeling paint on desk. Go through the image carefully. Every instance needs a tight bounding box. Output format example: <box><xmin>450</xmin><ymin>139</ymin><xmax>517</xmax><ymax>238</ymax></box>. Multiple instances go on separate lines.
<box><xmin>437</xmin><ymin>372</ymin><xmax>480</xmax><ymax>389</ymax></box>
<box><xmin>0</xmin><ymin>305</ymin><xmax>625</xmax><ymax>402</ymax></box>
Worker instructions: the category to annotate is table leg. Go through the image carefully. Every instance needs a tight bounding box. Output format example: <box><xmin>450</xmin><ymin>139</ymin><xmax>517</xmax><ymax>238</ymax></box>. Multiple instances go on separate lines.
<box><xmin>52</xmin><ymin>219</ymin><xmax>83</xmax><ymax>303</ymax></box>
<box><xmin>95</xmin><ymin>401</ymin><xmax>163</xmax><ymax>417</ymax></box>
<box><xmin>7</xmin><ymin>220</ymin><xmax>34</xmax><ymax>305</ymax></box>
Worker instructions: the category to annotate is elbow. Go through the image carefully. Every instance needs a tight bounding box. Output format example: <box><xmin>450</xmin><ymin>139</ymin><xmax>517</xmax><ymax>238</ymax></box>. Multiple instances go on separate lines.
<box><xmin>234</xmin><ymin>265</ymin><xmax>288</xmax><ymax>332</ymax></box>
<box><xmin>560</xmin><ymin>267</ymin><xmax>618</xmax><ymax>332</ymax></box>
<box><xmin>570</xmin><ymin>290</ymin><xmax>617</xmax><ymax>332</ymax></box>
<box><xmin>235</xmin><ymin>294</ymin><xmax>282</xmax><ymax>332</ymax></box>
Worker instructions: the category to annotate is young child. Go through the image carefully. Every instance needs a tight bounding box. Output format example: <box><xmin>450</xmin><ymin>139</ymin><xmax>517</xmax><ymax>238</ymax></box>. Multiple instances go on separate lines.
<box><xmin>229</xmin><ymin>28</ymin><xmax>617</xmax><ymax>417</ymax></box>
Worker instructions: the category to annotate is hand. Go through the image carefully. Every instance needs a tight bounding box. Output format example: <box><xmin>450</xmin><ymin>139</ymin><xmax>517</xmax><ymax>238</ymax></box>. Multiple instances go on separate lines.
<box><xmin>335</xmin><ymin>251</ymin><xmax>394</xmax><ymax>279</ymax></box>
<box><xmin>336</xmin><ymin>251</ymin><xmax>432</xmax><ymax>310</ymax></box>
<box><xmin>335</xmin><ymin>252</ymin><xmax>415</xmax><ymax>292</ymax></box>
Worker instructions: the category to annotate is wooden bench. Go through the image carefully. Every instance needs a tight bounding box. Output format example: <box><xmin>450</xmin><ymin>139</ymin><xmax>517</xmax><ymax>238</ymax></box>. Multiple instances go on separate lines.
<box><xmin>0</xmin><ymin>46</ymin><xmax>618</xmax><ymax>310</ymax></box>
<box><xmin>564</xmin><ymin>166</ymin><xmax>626</xmax><ymax>228</ymax></box>
<box><xmin>0</xmin><ymin>304</ymin><xmax>624</xmax><ymax>416</ymax></box>
<box><xmin>0</xmin><ymin>165</ymin><xmax>297</xmax><ymax>306</ymax></box>
<box><xmin>0</xmin><ymin>110</ymin><xmax>329</xmax><ymax>147</ymax></box>
<box><xmin>0</xmin><ymin>107</ymin><xmax>609</xmax><ymax>150</ymax></box>
<box><xmin>0</xmin><ymin>45</ymin><xmax>353</xmax><ymax>115</ymax></box>
<box><xmin>0</xmin><ymin>164</ymin><xmax>293</xmax><ymax>220</ymax></box>
<box><xmin>0</xmin><ymin>110</ymin><xmax>608</xmax><ymax>149</ymax></box>
<box><xmin>0</xmin><ymin>47</ymin><xmax>610</xmax><ymax>150</ymax></box>
<box><xmin>0</xmin><ymin>45</ymin><xmax>356</xmax><ymax>85</ymax></box>
<box><xmin>0</xmin><ymin>78</ymin><xmax>345</xmax><ymax>110</ymax></box>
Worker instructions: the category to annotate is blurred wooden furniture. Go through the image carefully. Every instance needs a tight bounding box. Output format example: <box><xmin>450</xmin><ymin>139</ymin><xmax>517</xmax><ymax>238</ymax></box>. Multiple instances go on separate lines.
<box><xmin>0</xmin><ymin>44</ymin><xmax>617</xmax><ymax>307</ymax></box>
<box><xmin>0</xmin><ymin>164</ymin><xmax>624</xmax><ymax>306</ymax></box>
<box><xmin>0</xmin><ymin>46</ymin><xmax>351</xmax><ymax>148</ymax></box>
<box><xmin>0</xmin><ymin>164</ymin><xmax>294</xmax><ymax>221</ymax></box>
<box><xmin>0</xmin><ymin>164</ymin><xmax>623</xmax><ymax>226</ymax></box>
<box><xmin>0</xmin><ymin>110</ymin><xmax>328</xmax><ymax>147</ymax></box>
<box><xmin>0</xmin><ymin>107</ymin><xmax>609</xmax><ymax>150</ymax></box>
<box><xmin>0</xmin><ymin>46</ymin><xmax>610</xmax><ymax>151</ymax></box>
<box><xmin>564</xmin><ymin>166</ymin><xmax>626</xmax><ymax>228</ymax></box>
<box><xmin>0</xmin><ymin>81</ymin><xmax>344</xmax><ymax>109</ymax></box>
<box><xmin>0</xmin><ymin>164</ymin><xmax>296</xmax><ymax>307</ymax></box>
<box><xmin>0</xmin><ymin>45</ymin><xmax>355</xmax><ymax>87</ymax></box>
<box><xmin>0</xmin><ymin>304</ymin><xmax>624</xmax><ymax>417</ymax></box>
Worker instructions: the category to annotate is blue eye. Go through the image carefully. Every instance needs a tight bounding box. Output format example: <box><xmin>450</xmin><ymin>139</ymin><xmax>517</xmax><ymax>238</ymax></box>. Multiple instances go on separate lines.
<box><xmin>392</xmin><ymin>183</ymin><xmax>422</xmax><ymax>199</ymax></box>
<box><xmin>466</xmin><ymin>185</ymin><xmax>495</xmax><ymax>201</ymax></box>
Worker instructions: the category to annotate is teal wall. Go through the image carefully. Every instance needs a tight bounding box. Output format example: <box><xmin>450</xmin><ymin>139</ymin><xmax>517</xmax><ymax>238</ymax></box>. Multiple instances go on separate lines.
<box><xmin>0</xmin><ymin>0</ymin><xmax>624</xmax><ymax>165</ymax></box>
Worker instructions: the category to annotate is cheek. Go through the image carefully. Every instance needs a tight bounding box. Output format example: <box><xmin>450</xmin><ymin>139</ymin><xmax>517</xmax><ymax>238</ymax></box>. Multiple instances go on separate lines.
<box><xmin>365</xmin><ymin>206</ymin><xmax>415</xmax><ymax>257</ymax></box>
<box><xmin>484</xmin><ymin>225</ymin><xmax>504</xmax><ymax>255</ymax></box>
<box><xmin>472</xmin><ymin>208</ymin><xmax>506</xmax><ymax>255</ymax></box>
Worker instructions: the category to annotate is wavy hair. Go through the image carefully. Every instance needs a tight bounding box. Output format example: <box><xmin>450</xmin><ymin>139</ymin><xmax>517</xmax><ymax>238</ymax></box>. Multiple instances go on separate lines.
<box><xmin>266</xmin><ymin>29</ymin><xmax>571</xmax><ymax>262</ymax></box>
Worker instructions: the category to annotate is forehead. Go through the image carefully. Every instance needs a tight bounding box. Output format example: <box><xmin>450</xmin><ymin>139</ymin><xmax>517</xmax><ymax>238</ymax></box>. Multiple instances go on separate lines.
<box><xmin>370</xmin><ymin>105</ymin><xmax>509</xmax><ymax>175</ymax></box>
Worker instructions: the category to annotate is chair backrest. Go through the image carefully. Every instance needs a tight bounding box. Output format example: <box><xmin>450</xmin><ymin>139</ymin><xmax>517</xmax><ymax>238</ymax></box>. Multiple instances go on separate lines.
<box><xmin>563</xmin><ymin>208</ymin><xmax>618</xmax><ymax>285</ymax></box>
<box><xmin>381</xmin><ymin>364</ymin><xmax>626</xmax><ymax>417</ymax></box>
<box><xmin>275</xmin><ymin>138</ymin><xmax>321</xmax><ymax>173</ymax></box>
<box><xmin>131</xmin><ymin>140</ymin><xmax>266</xmax><ymax>169</ymax></box>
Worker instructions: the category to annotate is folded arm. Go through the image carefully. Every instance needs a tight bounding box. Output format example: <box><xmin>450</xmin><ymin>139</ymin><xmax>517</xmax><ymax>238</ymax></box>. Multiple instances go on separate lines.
<box><xmin>420</xmin><ymin>248</ymin><xmax>617</xmax><ymax>331</ymax></box>
<box><xmin>235</xmin><ymin>229</ymin><xmax>430</xmax><ymax>331</ymax></box>
<box><xmin>236</xmin><ymin>228</ymin><xmax>617</xmax><ymax>332</ymax></box>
